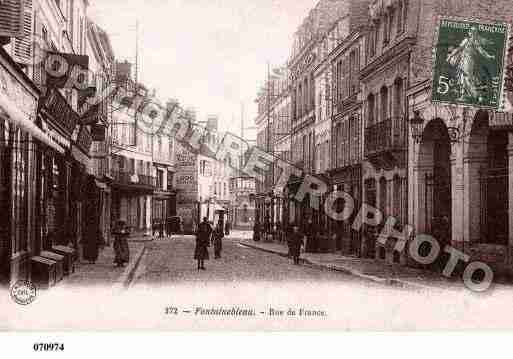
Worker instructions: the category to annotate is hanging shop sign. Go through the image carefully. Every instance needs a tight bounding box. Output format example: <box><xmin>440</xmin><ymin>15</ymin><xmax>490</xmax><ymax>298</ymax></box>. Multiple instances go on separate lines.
<box><xmin>45</xmin><ymin>52</ymin><xmax>89</xmax><ymax>89</ymax></box>
<box><xmin>40</xmin><ymin>120</ymin><xmax>70</xmax><ymax>149</ymax></box>
<box><xmin>40</xmin><ymin>89</ymin><xmax>79</xmax><ymax>136</ymax></box>
<box><xmin>71</xmin><ymin>146</ymin><xmax>91</xmax><ymax>171</ymax></box>
<box><xmin>75</xmin><ymin>125</ymin><xmax>92</xmax><ymax>154</ymax></box>
<box><xmin>81</xmin><ymin>102</ymin><xmax>101</xmax><ymax>125</ymax></box>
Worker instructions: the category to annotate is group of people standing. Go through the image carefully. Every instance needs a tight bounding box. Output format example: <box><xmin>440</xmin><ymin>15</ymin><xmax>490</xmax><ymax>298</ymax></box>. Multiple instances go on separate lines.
<box><xmin>194</xmin><ymin>217</ymin><xmax>226</xmax><ymax>270</ymax></box>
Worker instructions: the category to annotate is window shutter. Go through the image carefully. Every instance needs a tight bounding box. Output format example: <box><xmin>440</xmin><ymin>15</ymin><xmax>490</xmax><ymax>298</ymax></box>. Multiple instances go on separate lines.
<box><xmin>12</xmin><ymin>0</ymin><xmax>33</xmax><ymax>66</ymax></box>
<box><xmin>0</xmin><ymin>0</ymin><xmax>25</xmax><ymax>38</ymax></box>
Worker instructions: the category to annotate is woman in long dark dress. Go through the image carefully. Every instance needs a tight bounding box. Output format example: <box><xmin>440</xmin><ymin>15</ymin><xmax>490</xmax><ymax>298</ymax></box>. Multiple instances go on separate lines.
<box><xmin>194</xmin><ymin>217</ymin><xmax>212</xmax><ymax>270</ymax></box>
<box><xmin>112</xmin><ymin>220</ymin><xmax>130</xmax><ymax>267</ymax></box>
<box><xmin>213</xmin><ymin>223</ymin><xmax>224</xmax><ymax>259</ymax></box>
<box><xmin>287</xmin><ymin>223</ymin><xmax>304</xmax><ymax>265</ymax></box>
<box><xmin>83</xmin><ymin>175</ymin><xmax>101</xmax><ymax>263</ymax></box>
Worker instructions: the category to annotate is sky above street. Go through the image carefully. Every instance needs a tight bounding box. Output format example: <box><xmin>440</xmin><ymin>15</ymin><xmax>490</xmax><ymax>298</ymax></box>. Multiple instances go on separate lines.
<box><xmin>89</xmin><ymin>0</ymin><xmax>318</xmax><ymax>136</ymax></box>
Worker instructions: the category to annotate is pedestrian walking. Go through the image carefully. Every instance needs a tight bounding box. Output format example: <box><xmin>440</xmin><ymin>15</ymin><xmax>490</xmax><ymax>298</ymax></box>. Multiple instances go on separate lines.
<box><xmin>224</xmin><ymin>220</ymin><xmax>231</xmax><ymax>236</ymax></box>
<box><xmin>112</xmin><ymin>220</ymin><xmax>130</xmax><ymax>267</ymax></box>
<box><xmin>253</xmin><ymin>222</ymin><xmax>261</xmax><ymax>242</ymax></box>
<box><xmin>158</xmin><ymin>219</ymin><xmax>164</xmax><ymax>239</ymax></box>
<box><xmin>213</xmin><ymin>222</ymin><xmax>224</xmax><ymax>259</ymax></box>
<box><xmin>287</xmin><ymin>223</ymin><xmax>304</xmax><ymax>265</ymax></box>
<box><xmin>166</xmin><ymin>217</ymin><xmax>173</xmax><ymax>238</ymax></box>
<box><xmin>194</xmin><ymin>217</ymin><xmax>212</xmax><ymax>270</ymax></box>
<box><xmin>83</xmin><ymin>175</ymin><xmax>102</xmax><ymax>264</ymax></box>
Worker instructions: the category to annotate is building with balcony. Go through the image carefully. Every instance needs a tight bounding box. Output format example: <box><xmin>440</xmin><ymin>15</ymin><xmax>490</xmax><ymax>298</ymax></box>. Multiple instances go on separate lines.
<box><xmin>327</xmin><ymin>1</ymin><xmax>368</xmax><ymax>256</ymax></box>
<box><xmin>151</xmin><ymin>99</ymin><xmax>177</xmax><ymax>229</ymax></box>
<box><xmin>360</xmin><ymin>0</ymin><xmax>410</xmax><ymax>262</ymax></box>
<box><xmin>110</xmin><ymin>75</ymin><xmax>155</xmax><ymax>236</ymax></box>
<box><xmin>174</xmin><ymin>114</ymin><xmax>232</xmax><ymax>232</ymax></box>
<box><xmin>405</xmin><ymin>0</ymin><xmax>513</xmax><ymax>276</ymax></box>
<box><xmin>285</xmin><ymin>0</ymin><xmax>348</xmax><ymax>237</ymax></box>
<box><xmin>254</xmin><ymin>65</ymin><xmax>291</xmax><ymax>237</ymax></box>
<box><xmin>0</xmin><ymin>0</ymin><xmax>101</xmax><ymax>286</ymax></box>
<box><xmin>86</xmin><ymin>19</ymin><xmax>115</xmax><ymax>245</ymax></box>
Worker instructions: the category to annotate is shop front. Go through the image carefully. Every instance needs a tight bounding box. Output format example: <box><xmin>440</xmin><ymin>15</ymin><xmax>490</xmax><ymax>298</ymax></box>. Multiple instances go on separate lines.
<box><xmin>38</xmin><ymin>89</ymin><xmax>79</xmax><ymax>251</ymax></box>
<box><xmin>329</xmin><ymin>166</ymin><xmax>362</xmax><ymax>256</ymax></box>
<box><xmin>0</xmin><ymin>48</ymin><xmax>65</xmax><ymax>285</ymax></box>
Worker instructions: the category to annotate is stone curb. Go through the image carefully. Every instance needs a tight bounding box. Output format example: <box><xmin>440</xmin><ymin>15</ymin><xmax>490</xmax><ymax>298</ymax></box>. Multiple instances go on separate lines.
<box><xmin>239</xmin><ymin>241</ymin><xmax>425</xmax><ymax>290</ymax></box>
<box><xmin>112</xmin><ymin>245</ymin><xmax>147</xmax><ymax>290</ymax></box>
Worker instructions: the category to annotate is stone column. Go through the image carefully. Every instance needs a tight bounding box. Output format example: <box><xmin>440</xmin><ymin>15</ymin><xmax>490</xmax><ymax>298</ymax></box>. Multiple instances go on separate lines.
<box><xmin>450</xmin><ymin>146</ymin><xmax>465</xmax><ymax>250</ymax></box>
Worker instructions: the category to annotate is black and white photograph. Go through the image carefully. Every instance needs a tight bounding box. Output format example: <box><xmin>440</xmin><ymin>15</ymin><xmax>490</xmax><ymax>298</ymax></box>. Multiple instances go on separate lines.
<box><xmin>1</xmin><ymin>0</ymin><xmax>513</xmax><ymax>337</ymax></box>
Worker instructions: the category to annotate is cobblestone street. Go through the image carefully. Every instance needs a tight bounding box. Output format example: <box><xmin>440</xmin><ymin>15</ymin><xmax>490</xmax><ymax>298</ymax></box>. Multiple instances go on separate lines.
<box><xmin>131</xmin><ymin>235</ymin><xmax>388</xmax><ymax>287</ymax></box>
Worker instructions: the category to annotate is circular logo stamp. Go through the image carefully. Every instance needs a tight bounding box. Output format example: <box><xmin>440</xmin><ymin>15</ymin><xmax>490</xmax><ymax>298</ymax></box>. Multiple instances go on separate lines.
<box><xmin>10</xmin><ymin>280</ymin><xmax>37</xmax><ymax>305</ymax></box>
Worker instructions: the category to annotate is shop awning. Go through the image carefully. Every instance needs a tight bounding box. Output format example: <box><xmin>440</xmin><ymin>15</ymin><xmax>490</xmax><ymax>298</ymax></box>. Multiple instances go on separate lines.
<box><xmin>0</xmin><ymin>91</ymin><xmax>65</xmax><ymax>154</ymax></box>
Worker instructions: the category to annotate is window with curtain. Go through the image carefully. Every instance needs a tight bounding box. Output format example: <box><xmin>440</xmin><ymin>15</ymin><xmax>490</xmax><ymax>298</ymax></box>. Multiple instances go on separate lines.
<box><xmin>367</xmin><ymin>94</ymin><xmax>375</xmax><ymax>126</ymax></box>
<box><xmin>394</xmin><ymin>78</ymin><xmax>403</xmax><ymax>118</ymax></box>
<box><xmin>380</xmin><ymin>86</ymin><xmax>388</xmax><ymax>122</ymax></box>
<box><xmin>397</xmin><ymin>1</ymin><xmax>403</xmax><ymax>35</ymax></box>
<box><xmin>393</xmin><ymin>175</ymin><xmax>402</xmax><ymax>223</ymax></box>
<box><xmin>379</xmin><ymin>177</ymin><xmax>388</xmax><ymax>216</ymax></box>
<box><xmin>383</xmin><ymin>14</ymin><xmax>389</xmax><ymax>46</ymax></box>
<box><xmin>402</xmin><ymin>1</ymin><xmax>408</xmax><ymax>33</ymax></box>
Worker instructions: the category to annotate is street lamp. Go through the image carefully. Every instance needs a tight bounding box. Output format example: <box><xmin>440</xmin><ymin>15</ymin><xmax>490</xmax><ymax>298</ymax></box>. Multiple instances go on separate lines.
<box><xmin>410</xmin><ymin>110</ymin><xmax>425</xmax><ymax>144</ymax></box>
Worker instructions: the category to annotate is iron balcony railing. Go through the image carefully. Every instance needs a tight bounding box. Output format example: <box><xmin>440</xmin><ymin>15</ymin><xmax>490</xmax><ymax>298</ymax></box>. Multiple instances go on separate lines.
<box><xmin>364</xmin><ymin>117</ymin><xmax>406</xmax><ymax>156</ymax></box>
<box><xmin>112</xmin><ymin>170</ymin><xmax>156</xmax><ymax>188</ymax></box>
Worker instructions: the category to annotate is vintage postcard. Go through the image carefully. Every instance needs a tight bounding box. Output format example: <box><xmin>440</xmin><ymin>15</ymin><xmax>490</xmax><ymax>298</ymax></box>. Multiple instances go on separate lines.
<box><xmin>2</xmin><ymin>0</ymin><xmax>513</xmax><ymax>338</ymax></box>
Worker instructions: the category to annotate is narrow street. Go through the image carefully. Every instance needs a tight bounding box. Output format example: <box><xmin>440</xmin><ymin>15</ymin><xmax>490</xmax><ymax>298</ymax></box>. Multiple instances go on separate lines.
<box><xmin>131</xmin><ymin>235</ymin><xmax>386</xmax><ymax>286</ymax></box>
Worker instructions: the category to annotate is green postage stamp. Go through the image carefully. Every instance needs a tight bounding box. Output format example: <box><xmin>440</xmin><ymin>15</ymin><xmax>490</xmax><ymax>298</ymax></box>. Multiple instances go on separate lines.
<box><xmin>431</xmin><ymin>17</ymin><xmax>510</xmax><ymax>110</ymax></box>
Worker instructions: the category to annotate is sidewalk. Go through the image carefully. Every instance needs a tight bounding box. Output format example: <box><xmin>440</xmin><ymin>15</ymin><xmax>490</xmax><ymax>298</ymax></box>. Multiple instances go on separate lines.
<box><xmin>59</xmin><ymin>239</ymin><xmax>147</xmax><ymax>289</ymax></box>
<box><xmin>237</xmin><ymin>236</ymin><xmax>463</xmax><ymax>291</ymax></box>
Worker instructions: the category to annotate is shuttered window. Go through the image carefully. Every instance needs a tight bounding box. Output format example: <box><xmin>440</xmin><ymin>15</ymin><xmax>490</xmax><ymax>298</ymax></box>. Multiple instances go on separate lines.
<box><xmin>13</xmin><ymin>0</ymin><xmax>33</xmax><ymax>66</ymax></box>
<box><xmin>0</xmin><ymin>0</ymin><xmax>24</xmax><ymax>38</ymax></box>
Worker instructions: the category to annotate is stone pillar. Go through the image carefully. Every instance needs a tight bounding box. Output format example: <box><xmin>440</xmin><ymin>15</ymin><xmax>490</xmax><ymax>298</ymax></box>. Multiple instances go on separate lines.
<box><xmin>146</xmin><ymin>195</ymin><xmax>152</xmax><ymax>235</ymax></box>
<box><xmin>414</xmin><ymin>141</ymin><xmax>434</xmax><ymax>235</ymax></box>
<box><xmin>463</xmin><ymin>156</ymin><xmax>487</xmax><ymax>247</ymax></box>
<box><xmin>450</xmin><ymin>147</ymin><xmax>465</xmax><ymax>250</ymax></box>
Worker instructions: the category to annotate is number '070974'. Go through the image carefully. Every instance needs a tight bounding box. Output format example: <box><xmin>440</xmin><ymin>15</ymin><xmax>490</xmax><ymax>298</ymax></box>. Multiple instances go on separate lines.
<box><xmin>33</xmin><ymin>343</ymin><xmax>64</xmax><ymax>351</ymax></box>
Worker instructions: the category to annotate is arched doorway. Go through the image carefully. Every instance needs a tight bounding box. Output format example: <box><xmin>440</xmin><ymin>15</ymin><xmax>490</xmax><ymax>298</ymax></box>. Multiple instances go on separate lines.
<box><xmin>467</xmin><ymin>111</ymin><xmax>509</xmax><ymax>245</ymax></box>
<box><xmin>417</xmin><ymin>119</ymin><xmax>452</xmax><ymax>248</ymax></box>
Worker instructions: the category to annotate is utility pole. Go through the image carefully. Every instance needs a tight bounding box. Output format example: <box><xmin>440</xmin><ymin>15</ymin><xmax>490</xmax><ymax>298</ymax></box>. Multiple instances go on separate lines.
<box><xmin>134</xmin><ymin>19</ymin><xmax>139</xmax><ymax>147</ymax></box>
<box><xmin>240</xmin><ymin>101</ymin><xmax>244</xmax><ymax>173</ymax></box>
<box><xmin>266</xmin><ymin>62</ymin><xmax>271</xmax><ymax>192</ymax></box>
